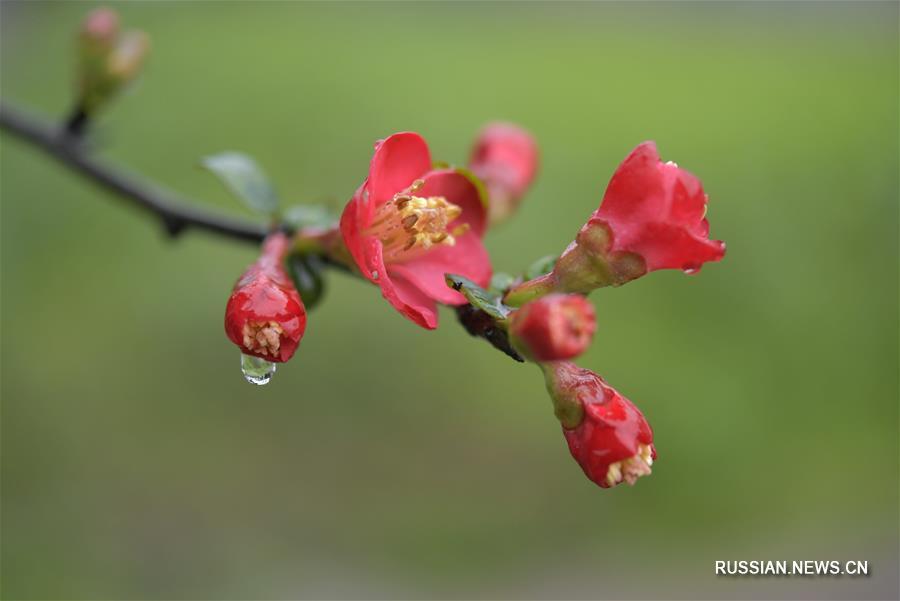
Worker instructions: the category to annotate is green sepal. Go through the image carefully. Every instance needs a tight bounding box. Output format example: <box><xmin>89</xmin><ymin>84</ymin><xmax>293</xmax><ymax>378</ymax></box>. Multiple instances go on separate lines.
<box><xmin>287</xmin><ymin>253</ymin><xmax>326</xmax><ymax>310</ymax></box>
<box><xmin>445</xmin><ymin>274</ymin><xmax>512</xmax><ymax>321</ymax></box>
<box><xmin>202</xmin><ymin>152</ymin><xmax>279</xmax><ymax>216</ymax></box>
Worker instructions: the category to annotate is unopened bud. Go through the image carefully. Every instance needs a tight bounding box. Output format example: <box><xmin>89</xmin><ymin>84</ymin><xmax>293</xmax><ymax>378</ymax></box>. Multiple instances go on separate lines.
<box><xmin>75</xmin><ymin>8</ymin><xmax>149</xmax><ymax>115</ymax></box>
<box><xmin>469</xmin><ymin>122</ymin><xmax>539</xmax><ymax>225</ymax></box>
<box><xmin>542</xmin><ymin>361</ymin><xmax>656</xmax><ymax>488</ymax></box>
<box><xmin>508</xmin><ymin>293</ymin><xmax>595</xmax><ymax>362</ymax></box>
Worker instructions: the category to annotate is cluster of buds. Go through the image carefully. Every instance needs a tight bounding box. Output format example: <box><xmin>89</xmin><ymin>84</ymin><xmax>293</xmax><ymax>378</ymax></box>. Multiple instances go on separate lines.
<box><xmin>76</xmin><ymin>8</ymin><xmax>149</xmax><ymax>117</ymax></box>
<box><xmin>215</xmin><ymin>127</ymin><xmax>722</xmax><ymax>490</ymax></box>
<box><xmin>31</xmin><ymin>8</ymin><xmax>725</xmax><ymax>490</ymax></box>
<box><xmin>495</xmin><ymin>141</ymin><xmax>724</xmax><ymax>487</ymax></box>
<box><xmin>49</xmin><ymin>7</ymin><xmax>727</xmax><ymax>492</ymax></box>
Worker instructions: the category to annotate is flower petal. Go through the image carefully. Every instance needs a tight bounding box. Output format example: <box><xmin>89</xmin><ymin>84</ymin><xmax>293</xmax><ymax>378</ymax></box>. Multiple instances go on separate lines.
<box><xmin>618</xmin><ymin>221</ymin><xmax>726</xmax><ymax>272</ymax></box>
<box><xmin>368</xmin><ymin>132</ymin><xmax>432</xmax><ymax>206</ymax></box>
<box><xmin>388</xmin><ymin>273</ymin><xmax>440</xmax><ymax>329</ymax></box>
<box><xmin>662</xmin><ymin>162</ymin><xmax>707</xmax><ymax>229</ymax></box>
<box><xmin>597</xmin><ymin>141</ymin><xmax>666</xmax><ymax>226</ymax></box>
<box><xmin>361</xmin><ymin>237</ymin><xmax>439</xmax><ymax>329</ymax></box>
<box><xmin>339</xmin><ymin>182</ymin><xmax>373</xmax><ymax>277</ymax></box>
<box><xmin>389</xmin><ymin>233</ymin><xmax>492</xmax><ymax>305</ymax></box>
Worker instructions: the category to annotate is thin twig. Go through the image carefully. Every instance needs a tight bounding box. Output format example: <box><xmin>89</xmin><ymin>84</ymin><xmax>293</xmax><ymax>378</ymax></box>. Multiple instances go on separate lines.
<box><xmin>0</xmin><ymin>101</ymin><xmax>268</xmax><ymax>243</ymax></box>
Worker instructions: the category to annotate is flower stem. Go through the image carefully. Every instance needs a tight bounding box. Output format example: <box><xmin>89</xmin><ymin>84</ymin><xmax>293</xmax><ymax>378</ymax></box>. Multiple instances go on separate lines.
<box><xmin>503</xmin><ymin>273</ymin><xmax>558</xmax><ymax>306</ymax></box>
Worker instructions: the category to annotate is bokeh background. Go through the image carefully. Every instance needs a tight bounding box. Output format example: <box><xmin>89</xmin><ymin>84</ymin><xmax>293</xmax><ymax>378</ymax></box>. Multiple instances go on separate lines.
<box><xmin>1</xmin><ymin>2</ymin><xmax>897</xmax><ymax>599</ymax></box>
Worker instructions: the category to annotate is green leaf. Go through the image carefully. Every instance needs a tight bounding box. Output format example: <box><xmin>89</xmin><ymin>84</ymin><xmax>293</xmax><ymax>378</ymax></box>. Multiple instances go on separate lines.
<box><xmin>202</xmin><ymin>152</ymin><xmax>279</xmax><ymax>216</ymax></box>
<box><xmin>445</xmin><ymin>274</ymin><xmax>512</xmax><ymax>321</ymax></box>
<box><xmin>282</xmin><ymin>204</ymin><xmax>337</xmax><ymax>231</ymax></box>
<box><xmin>287</xmin><ymin>253</ymin><xmax>326</xmax><ymax>310</ymax></box>
<box><xmin>524</xmin><ymin>254</ymin><xmax>558</xmax><ymax>280</ymax></box>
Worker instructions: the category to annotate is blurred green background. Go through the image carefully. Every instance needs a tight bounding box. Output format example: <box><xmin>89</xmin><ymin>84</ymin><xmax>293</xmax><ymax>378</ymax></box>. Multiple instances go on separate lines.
<box><xmin>1</xmin><ymin>2</ymin><xmax>897</xmax><ymax>599</ymax></box>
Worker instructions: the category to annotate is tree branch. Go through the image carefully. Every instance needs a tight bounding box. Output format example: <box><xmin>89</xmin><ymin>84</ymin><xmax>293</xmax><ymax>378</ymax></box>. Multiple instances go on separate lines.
<box><xmin>0</xmin><ymin>101</ymin><xmax>268</xmax><ymax>243</ymax></box>
<box><xmin>0</xmin><ymin>99</ymin><xmax>523</xmax><ymax>361</ymax></box>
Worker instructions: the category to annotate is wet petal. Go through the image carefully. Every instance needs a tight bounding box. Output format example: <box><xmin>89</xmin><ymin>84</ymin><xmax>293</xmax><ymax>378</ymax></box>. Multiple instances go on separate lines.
<box><xmin>368</xmin><ymin>132</ymin><xmax>432</xmax><ymax>205</ymax></box>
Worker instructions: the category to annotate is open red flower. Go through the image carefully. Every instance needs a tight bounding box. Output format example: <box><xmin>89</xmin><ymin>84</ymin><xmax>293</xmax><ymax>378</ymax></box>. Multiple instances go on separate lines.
<box><xmin>224</xmin><ymin>232</ymin><xmax>306</xmax><ymax>362</ymax></box>
<box><xmin>590</xmin><ymin>141</ymin><xmax>725</xmax><ymax>273</ymax></box>
<box><xmin>340</xmin><ymin>132</ymin><xmax>491</xmax><ymax>329</ymax></box>
<box><xmin>543</xmin><ymin>361</ymin><xmax>656</xmax><ymax>488</ymax></box>
<box><xmin>468</xmin><ymin>122</ymin><xmax>539</xmax><ymax>224</ymax></box>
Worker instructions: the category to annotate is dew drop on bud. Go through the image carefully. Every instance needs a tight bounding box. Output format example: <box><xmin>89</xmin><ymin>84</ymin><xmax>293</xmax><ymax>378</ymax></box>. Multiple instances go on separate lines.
<box><xmin>682</xmin><ymin>264</ymin><xmax>700</xmax><ymax>275</ymax></box>
<box><xmin>240</xmin><ymin>353</ymin><xmax>276</xmax><ymax>385</ymax></box>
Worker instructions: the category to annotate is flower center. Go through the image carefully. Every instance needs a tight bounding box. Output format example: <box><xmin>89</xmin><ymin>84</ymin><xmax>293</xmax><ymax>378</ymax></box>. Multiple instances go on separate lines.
<box><xmin>606</xmin><ymin>444</ymin><xmax>654</xmax><ymax>487</ymax></box>
<box><xmin>242</xmin><ymin>320</ymin><xmax>283</xmax><ymax>357</ymax></box>
<box><xmin>366</xmin><ymin>179</ymin><xmax>470</xmax><ymax>263</ymax></box>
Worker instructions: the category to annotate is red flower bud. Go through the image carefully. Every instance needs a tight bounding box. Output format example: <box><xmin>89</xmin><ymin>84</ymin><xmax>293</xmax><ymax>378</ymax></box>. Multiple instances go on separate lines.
<box><xmin>508</xmin><ymin>294</ymin><xmax>595</xmax><ymax>362</ymax></box>
<box><xmin>225</xmin><ymin>233</ymin><xmax>307</xmax><ymax>362</ymax></box>
<box><xmin>543</xmin><ymin>361</ymin><xmax>656</xmax><ymax>488</ymax></box>
<box><xmin>469</xmin><ymin>122</ymin><xmax>539</xmax><ymax>224</ymax></box>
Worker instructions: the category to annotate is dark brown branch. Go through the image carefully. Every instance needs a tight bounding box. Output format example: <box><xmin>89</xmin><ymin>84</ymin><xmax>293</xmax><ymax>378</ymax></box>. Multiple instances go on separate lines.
<box><xmin>0</xmin><ymin>99</ymin><xmax>522</xmax><ymax>361</ymax></box>
<box><xmin>0</xmin><ymin>101</ymin><xmax>268</xmax><ymax>243</ymax></box>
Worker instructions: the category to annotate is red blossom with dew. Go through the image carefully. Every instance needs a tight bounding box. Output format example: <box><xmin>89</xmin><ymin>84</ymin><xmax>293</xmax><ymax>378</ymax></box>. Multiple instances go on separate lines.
<box><xmin>225</xmin><ymin>232</ymin><xmax>307</xmax><ymax>362</ymax></box>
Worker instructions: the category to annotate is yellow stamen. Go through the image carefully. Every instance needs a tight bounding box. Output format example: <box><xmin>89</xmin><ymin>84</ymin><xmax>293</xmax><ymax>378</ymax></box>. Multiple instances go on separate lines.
<box><xmin>365</xmin><ymin>182</ymin><xmax>469</xmax><ymax>262</ymax></box>
<box><xmin>605</xmin><ymin>444</ymin><xmax>654</xmax><ymax>487</ymax></box>
<box><xmin>242</xmin><ymin>321</ymin><xmax>283</xmax><ymax>357</ymax></box>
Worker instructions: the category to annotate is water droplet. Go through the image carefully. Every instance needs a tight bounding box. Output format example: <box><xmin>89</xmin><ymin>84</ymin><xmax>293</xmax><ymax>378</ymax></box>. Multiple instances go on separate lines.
<box><xmin>241</xmin><ymin>353</ymin><xmax>276</xmax><ymax>385</ymax></box>
<box><xmin>683</xmin><ymin>266</ymin><xmax>699</xmax><ymax>275</ymax></box>
<box><xmin>371</xmin><ymin>270</ymin><xmax>379</xmax><ymax>279</ymax></box>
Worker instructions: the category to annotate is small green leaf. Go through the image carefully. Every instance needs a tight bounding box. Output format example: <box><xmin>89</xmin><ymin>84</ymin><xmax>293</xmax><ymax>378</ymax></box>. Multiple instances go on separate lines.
<box><xmin>287</xmin><ymin>253</ymin><xmax>326</xmax><ymax>310</ymax></box>
<box><xmin>202</xmin><ymin>152</ymin><xmax>279</xmax><ymax>216</ymax></box>
<box><xmin>524</xmin><ymin>254</ymin><xmax>558</xmax><ymax>280</ymax></box>
<box><xmin>445</xmin><ymin>274</ymin><xmax>511</xmax><ymax>321</ymax></box>
<box><xmin>281</xmin><ymin>205</ymin><xmax>337</xmax><ymax>231</ymax></box>
<box><xmin>490</xmin><ymin>272</ymin><xmax>516</xmax><ymax>293</ymax></box>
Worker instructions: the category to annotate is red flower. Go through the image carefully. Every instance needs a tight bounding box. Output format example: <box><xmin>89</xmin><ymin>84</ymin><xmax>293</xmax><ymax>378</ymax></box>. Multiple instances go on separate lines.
<box><xmin>543</xmin><ymin>361</ymin><xmax>656</xmax><ymax>488</ymax></box>
<box><xmin>225</xmin><ymin>232</ymin><xmax>307</xmax><ymax>362</ymax></box>
<box><xmin>508</xmin><ymin>293</ymin><xmax>595</xmax><ymax>362</ymax></box>
<box><xmin>469</xmin><ymin>122</ymin><xmax>539</xmax><ymax>224</ymax></box>
<box><xmin>590</xmin><ymin>141</ymin><xmax>725</xmax><ymax>273</ymax></box>
<box><xmin>505</xmin><ymin>141</ymin><xmax>725</xmax><ymax>304</ymax></box>
<box><xmin>340</xmin><ymin>132</ymin><xmax>491</xmax><ymax>329</ymax></box>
